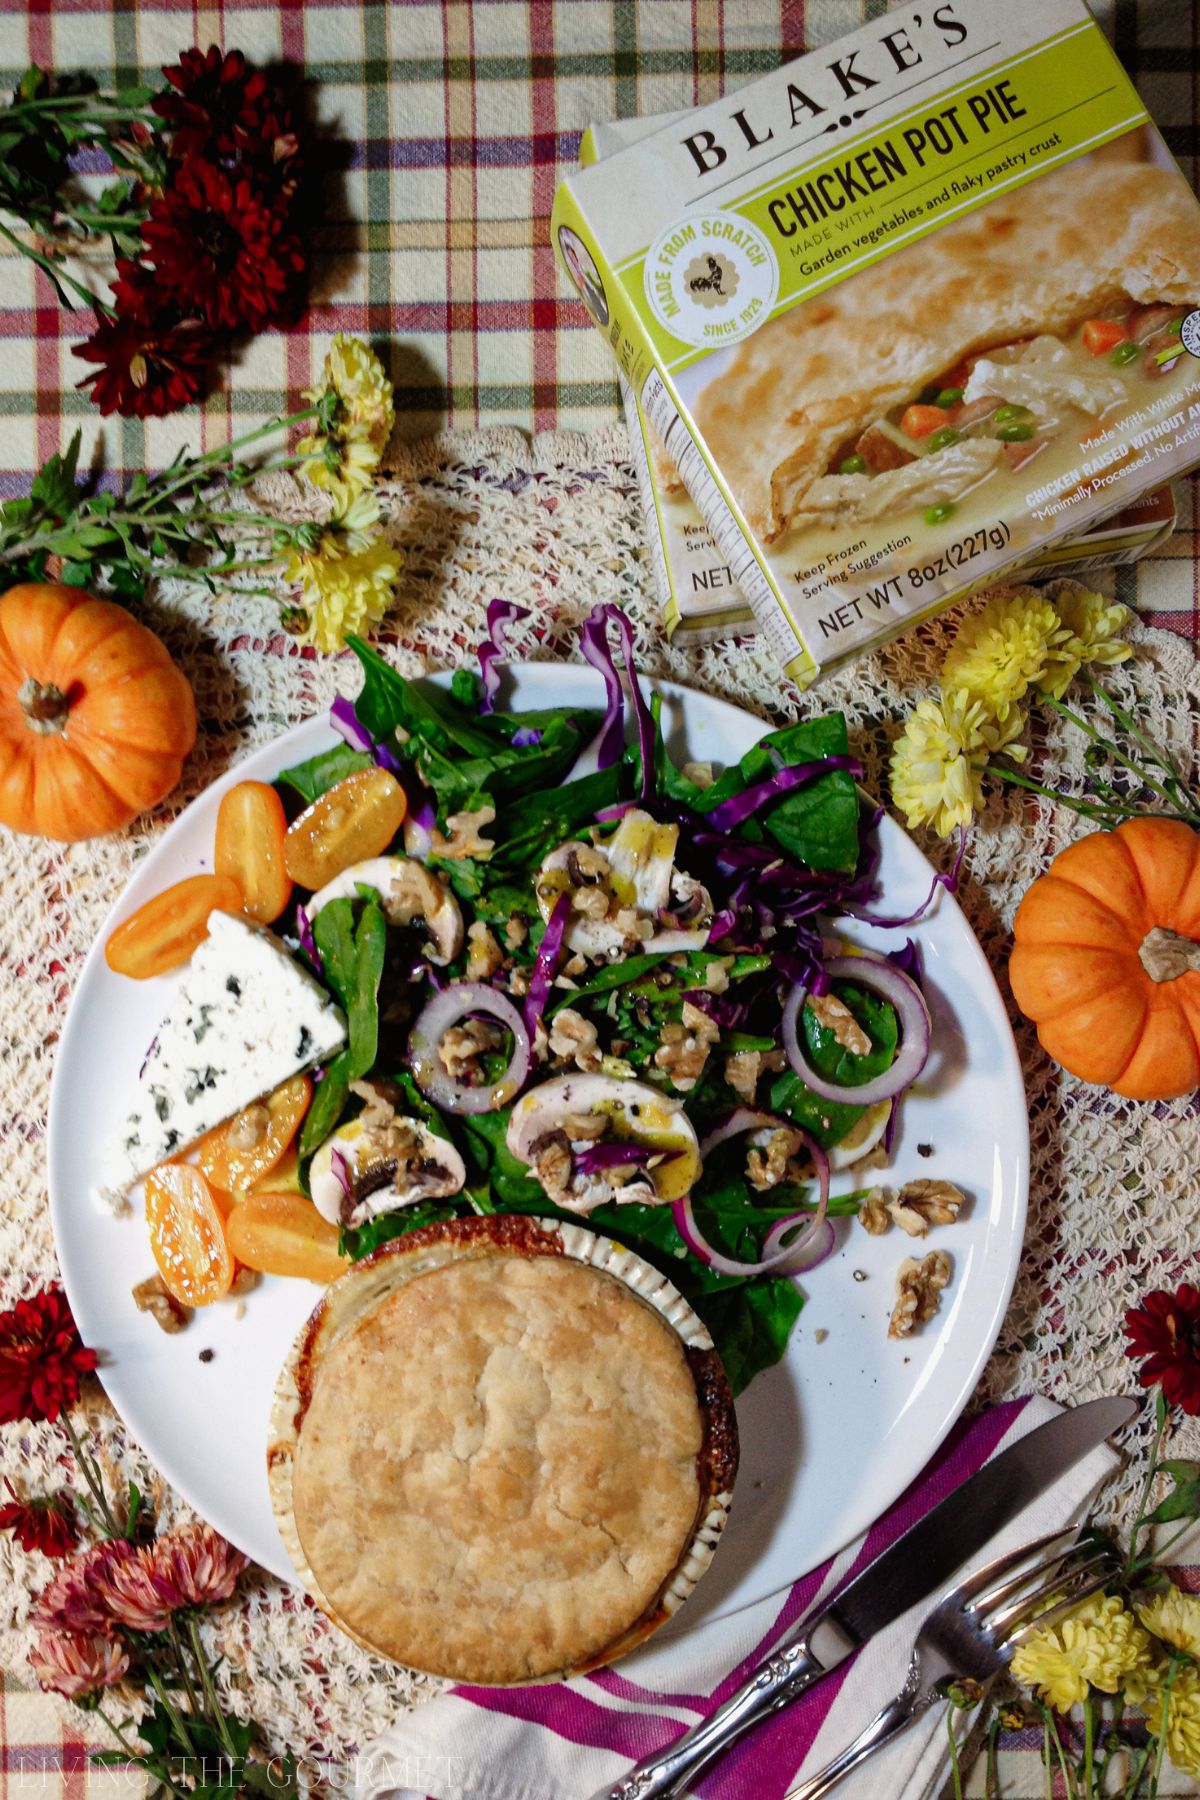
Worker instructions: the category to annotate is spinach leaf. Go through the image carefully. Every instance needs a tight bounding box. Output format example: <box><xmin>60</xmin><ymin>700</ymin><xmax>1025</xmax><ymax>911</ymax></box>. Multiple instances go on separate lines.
<box><xmin>696</xmin><ymin>1281</ymin><xmax>804</xmax><ymax>1397</ymax></box>
<box><xmin>802</xmin><ymin>980</ymin><xmax>897</xmax><ymax>1088</ymax></box>
<box><xmin>347</xmin><ymin>637</ymin><xmax>601</xmax><ymax>814</ymax></box>
<box><xmin>690</xmin><ymin>712</ymin><xmax>860</xmax><ymax>875</ymax></box>
<box><xmin>765</xmin><ymin>981</ymin><xmax>897</xmax><ymax>1147</ymax></box>
<box><xmin>487</xmin><ymin>765</ymin><xmax>625</xmax><ymax>880</ymax></box>
<box><xmin>340</xmin><ymin>1199</ymin><xmax>462</xmax><ymax>1260</ymax></box>
<box><xmin>275</xmin><ymin>744</ymin><xmax>372</xmax><ymax>806</ymax></box>
<box><xmin>299</xmin><ymin>898</ymin><xmax>387</xmax><ymax>1156</ymax></box>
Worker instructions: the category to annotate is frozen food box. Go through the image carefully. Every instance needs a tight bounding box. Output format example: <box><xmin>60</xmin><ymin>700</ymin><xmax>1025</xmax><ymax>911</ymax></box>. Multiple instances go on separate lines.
<box><xmin>581</xmin><ymin>113</ymin><xmax>1178</xmax><ymax>646</ymax></box>
<box><xmin>556</xmin><ymin>0</ymin><xmax>1200</xmax><ymax>683</ymax></box>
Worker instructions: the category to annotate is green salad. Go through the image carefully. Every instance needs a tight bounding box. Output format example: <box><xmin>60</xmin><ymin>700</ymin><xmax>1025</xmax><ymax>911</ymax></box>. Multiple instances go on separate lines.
<box><xmin>274</xmin><ymin>604</ymin><xmax>938</xmax><ymax>1395</ymax></box>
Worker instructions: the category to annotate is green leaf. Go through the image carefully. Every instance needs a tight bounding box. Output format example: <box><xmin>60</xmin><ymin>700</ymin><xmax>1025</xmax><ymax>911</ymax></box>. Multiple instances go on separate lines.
<box><xmin>1148</xmin><ymin>1480</ymin><xmax>1200</xmax><ymax>1525</ymax></box>
<box><xmin>298</xmin><ymin>899</ymin><xmax>386</xmax><ymax>1157</ymax></box>
<box><xmin>274</xmin><ymin>744</ymin><xmax>372</xmax><ymax>806</ymax></box>
<box><xmin>692</xmin><ymin>712</ymin><xmax>861</xmax><ymax>874</ymax></box>
<box><xmin>124</xmin><ymin>1480</ymin><xmax>141</xmax><ymax>1540</ymax></box>
<box><xmin>800</xmin><ymin>980</ymin><xmax>898</xmax><ymax>1088</ymax></box>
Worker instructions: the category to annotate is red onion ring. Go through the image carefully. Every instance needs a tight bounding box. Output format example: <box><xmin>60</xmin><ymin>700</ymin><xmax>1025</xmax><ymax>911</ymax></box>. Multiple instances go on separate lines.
<box><xmin>699</xmin><ymin>1108</ymin><xmax>790</xmax><ymax>1160</ymax></box>
<box><xmin>781</xmin><ymin>955</ymin><xmax>930</xmax><ymax>1108</ymax></box>
<box><xmin>671</xmin><ymin>1126</ymin><xmax>830</xmax><ymax>1279</ymax></box>
<box><xmin>409</xmin><ymin>983</ymin><xmax>531</xmax><ymax>1115</ymax></box>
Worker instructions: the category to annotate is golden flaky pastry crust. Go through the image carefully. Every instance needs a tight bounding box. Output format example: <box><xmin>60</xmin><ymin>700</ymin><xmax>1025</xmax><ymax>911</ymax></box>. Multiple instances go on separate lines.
<box><xmin>282</xmin><ymin>1219</ymin><xmax>736</xmax><ymax>1684</ymax></box>
<box><xmin>690</xmin><ymin>156</ymin><xmax>1200</xmax><ymax>541</ymax></box>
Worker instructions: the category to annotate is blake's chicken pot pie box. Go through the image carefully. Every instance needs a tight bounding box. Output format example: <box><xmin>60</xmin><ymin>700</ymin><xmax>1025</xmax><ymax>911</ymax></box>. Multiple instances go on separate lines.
<box><xmin>555</xmin><ymin>0</ymin><xmax>1200</xmax><ymax>684</ymax></box>
<box><xmin>582</xmin><ymin>116</ymin><xmax>1178</xmax><ymax>647</ymax></box>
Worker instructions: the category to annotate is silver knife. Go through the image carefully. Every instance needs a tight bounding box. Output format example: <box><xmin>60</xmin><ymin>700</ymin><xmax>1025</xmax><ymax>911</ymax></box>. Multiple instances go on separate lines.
<box><xmin>591</xmin><ymin>1395</ymin><xmax>1137</xmax><ymax>1800</ymax></box>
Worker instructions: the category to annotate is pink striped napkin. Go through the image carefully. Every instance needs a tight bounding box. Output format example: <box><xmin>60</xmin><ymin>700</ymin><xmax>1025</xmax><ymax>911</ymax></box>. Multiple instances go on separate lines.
<box><xmin>356</xmin><ymin>1396</ymin><xmax>1120</xmax><ymax>1800</ymax></box>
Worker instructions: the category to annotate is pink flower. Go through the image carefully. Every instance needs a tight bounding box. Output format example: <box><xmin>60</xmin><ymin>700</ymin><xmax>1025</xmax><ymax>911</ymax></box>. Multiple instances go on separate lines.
<box><xmin>29</xmin><ymin>1626</ymin><xmax>129</xmax><ymax>1700</ymax></box>
<box><xmin>91</xmin><ymin>1541</ymin><xmax>179</xmax><ymax>1632</ymax></box>
<box><xmin>36</xmin><ymin>1542</ymin><xmax>121</xmax><ymax>1634</ymax></box>
<box><xmin>153</xmin><ymin>1523</ymin><xmax>248</xmax><ymax>1608</ymax></box>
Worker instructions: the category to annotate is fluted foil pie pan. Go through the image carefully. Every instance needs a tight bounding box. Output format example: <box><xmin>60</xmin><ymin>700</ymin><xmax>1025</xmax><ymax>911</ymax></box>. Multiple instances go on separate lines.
<box><xmin>268</xmin><ymin>1213</ymin><xmax>738</xmax><ymax>1685</ymax></box>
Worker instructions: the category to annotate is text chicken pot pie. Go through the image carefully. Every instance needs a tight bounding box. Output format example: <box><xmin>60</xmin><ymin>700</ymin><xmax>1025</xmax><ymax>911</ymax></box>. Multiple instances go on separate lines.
<box><xmin>269</xmin><ymin>1215</ymin><xmax>738</xmax><ymax>1685</ymax></box>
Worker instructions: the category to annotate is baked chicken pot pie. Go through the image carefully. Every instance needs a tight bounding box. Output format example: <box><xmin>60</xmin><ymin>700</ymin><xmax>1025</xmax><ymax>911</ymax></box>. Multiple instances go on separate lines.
<box><xmin>269</xmin><ymin>1214</ymin><xmax>738</xmax><ymax>1684</ymax></box>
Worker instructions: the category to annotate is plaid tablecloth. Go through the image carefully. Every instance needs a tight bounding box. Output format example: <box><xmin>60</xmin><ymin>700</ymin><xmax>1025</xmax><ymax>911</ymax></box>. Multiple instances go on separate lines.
<box><xmin>1</xmin><ymin>2</ymin><xmax>1200</xmax><ymax>1796</ymax></box>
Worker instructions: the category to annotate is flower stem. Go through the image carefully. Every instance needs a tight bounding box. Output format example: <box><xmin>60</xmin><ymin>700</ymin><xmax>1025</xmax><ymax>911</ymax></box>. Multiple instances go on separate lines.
<box><xmin>94</xmin><ymin>1707</ymin><xmax>192</xmax><ymax>1800</ymax></box>
<box><xmin>59</xmin><ymin>1414</ymin><xmax>123</xmax><ymax>1539</ymax></box>
<box><xmin>1083</xmin><ymin>1692</ymin><xmax>1094</xmax><ymax>1797</ymax></box>
<box><xmin>947</xmin><ymin>1708</ymin><xmax>964</xmax><ymax>1800</ymax></box>
<box><xmin>145</xmin><ymin>1665</ymin><xmax>200</xmax><ymax>1762</ymax></box>
<box><xmin>990</xmin><ymin>762</ymin><xmax>1145</xmax><ymax>823</ymax></box>
<box><xmin>165</xmin><ymin>1619</ymin><xmax>204</xmax><ymax>1725</ymax></box>
<box><xmin>1045</xmin><ymin>696</ymin><xmax>1200</xmax><ymax>825</ymax></box>
<box><xmin>1149</xmin><ymin>1654</ymin><xmax>1179</xmax><ymax>1798</ymax></box>
<box><xmin>1123</xmin><ymin>1401</ymin><xmax>1169</xmax><ymax>1580</ymax></box>
<box><xmin>1082</xmin><ymin>675</ymin><xmax>1200</xmax><ymax>815</ymax></box>
<box><xmin>186</xmin><ymin>1614</ymin><xmax>242</xmax><ymax>1764</ymax></box>
<box><xmin>0</xmin><ymin>218</ymin><xmax>113</xmax><ymax>314</ymax></box>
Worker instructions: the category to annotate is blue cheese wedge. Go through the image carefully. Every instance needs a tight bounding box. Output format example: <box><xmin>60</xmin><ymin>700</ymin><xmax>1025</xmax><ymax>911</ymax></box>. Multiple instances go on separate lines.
<box><xmin>108</xmin><ymin>911</ymin><xmax>346</xmax><ymax>1197</ymax></box>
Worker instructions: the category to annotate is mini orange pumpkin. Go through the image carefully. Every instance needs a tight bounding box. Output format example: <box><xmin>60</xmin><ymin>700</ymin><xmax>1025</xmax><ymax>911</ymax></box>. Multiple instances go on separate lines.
<box><xmin>1010</xmin><ymin>818</ymin><xmax>1200</xmax><ymax>1099</ymax></box>
<box><xmin>0</xmin><ymin>583</ymin><xmax>197</xmax><ymax>842</ymax></box>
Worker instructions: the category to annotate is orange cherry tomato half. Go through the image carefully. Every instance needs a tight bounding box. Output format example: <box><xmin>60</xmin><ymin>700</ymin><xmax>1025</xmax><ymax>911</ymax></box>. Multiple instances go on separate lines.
<box><xmin>144</xmin><ymin>1164</ymin><xmax>235</xmax><ymax>1307</ymax></box>
<box><xmin>225</xmin><ymin>1193</ymin><xmax>350</xmax><ymax>1285</ymax></box>
<box><xmin>106</xmin><ymin>874</ymin><xmax>243</xmax><ymax>980</ymax></box>
<box><xmin>1082</xmin><ymin>318</ymin><xmax>1129</xmax><ymax>357</ymax></box>
<box><xmin>250</xmin><ymin>1143</ymin><xmax>304</xmax><ymax>1196</ymax></box>
<box><xmin>900</xmin><ymin>403</ymin><xmax>948</xmax><ymax>441</ymax></box>
<box><xmin>196</xmin><ymin>1074</ymin><xmax>312</xmax><ymax>1196</ymax></box>
<box><xmin>214</xmin><ymin>781</ymin><xmax>293</xmax><ymax>924</ymax></box>
<box><xmin>282</xmin><ymin>767</ymin><xmax>407</xmax><ymax>891</ymax></box>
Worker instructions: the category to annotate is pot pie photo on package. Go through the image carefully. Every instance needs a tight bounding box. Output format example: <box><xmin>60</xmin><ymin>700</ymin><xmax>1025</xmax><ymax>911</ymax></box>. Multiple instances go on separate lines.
<box><xmin>579</xmin><ymin>115</ymin><xmax>1179</xmax><ymax>647</ymax></box>
<box><xmin>269</xmin><ymin>1214</ymin><xmax>738</xmax><ymax>1685</ymax></box>
<box><xmin>554</xmin><ymin>0</ymin><xmax>1200</xmax><ymax>685</ymax></box>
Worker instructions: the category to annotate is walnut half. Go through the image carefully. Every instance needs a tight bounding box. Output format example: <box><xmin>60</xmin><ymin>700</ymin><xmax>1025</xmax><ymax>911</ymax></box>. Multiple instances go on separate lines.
<box><xmin>132</xmin><ymin>1274</ymin><xmax>191</xmax><ymax>1334</ymax></box>
<box><xmin>888</xmin><ymin>1250</ymin><xmax>953</xmax><ymax>1340</ymax></box>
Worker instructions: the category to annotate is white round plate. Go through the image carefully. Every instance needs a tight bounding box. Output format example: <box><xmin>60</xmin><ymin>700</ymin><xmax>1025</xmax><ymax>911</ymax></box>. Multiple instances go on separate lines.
<box><xmin>48</xmin><ymin>665</ymin><xmax>1027</xmax><ymax>1629</ymax></box>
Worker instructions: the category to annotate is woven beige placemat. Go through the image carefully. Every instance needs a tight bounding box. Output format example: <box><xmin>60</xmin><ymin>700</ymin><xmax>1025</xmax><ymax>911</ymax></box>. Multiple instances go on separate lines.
<box><xmin>2</xmin><ymin>425</ymin><xmax>1199</xmax><ymax>1773</ymax></box>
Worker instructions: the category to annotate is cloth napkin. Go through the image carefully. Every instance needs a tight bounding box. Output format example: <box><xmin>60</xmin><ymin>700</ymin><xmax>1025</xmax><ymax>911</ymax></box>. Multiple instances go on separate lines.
<box><xmin>356</xmin><ymin>1396</ymin><xmax>1121</xmax><ymax>1800</ymax></box>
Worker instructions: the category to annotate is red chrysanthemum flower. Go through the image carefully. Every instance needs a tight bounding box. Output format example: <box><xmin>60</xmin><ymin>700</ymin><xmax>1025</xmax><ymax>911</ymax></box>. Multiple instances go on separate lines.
<box><xmin>153</xmin><ymin>1522</ymin><xmax>248</xmax><ymax>1609</ymax></box>
<box><xmin>141</xmin><ymin>158</ymin><xmax>306</xmax><ymax>332</ymax></box>
<box><xmin>0</xmin><ymin>1287</ymin><xmax>96</xmax><ymax>1427</ymax></box>
<box><xmin>74</xmin><ymin>262</ymin><xmax>217</xmax><ymax>418</ymax></box>
<box><xmin>30</xmin><ymin>1626</ymin><xmax>130</xmax><ymax>1701</ymax></box>
<box><xmin>0</xmin><ymin>1480</ymin><xmax>77</xmax><ymax>1559</ymax></box>
<box><xmin>1125</xmin><ymin>1282</ymin><xmax>1200</xmax><ymax>1414</ymax></box>
<box><xmin>36</xmin><ymin>1542</ymin><xmax>122</xmax><ymax>1635</ymax></box>
<box><xmin>154</xmin><ymin>47</ymin><xmax>300</xmax><ymax>173</ymax></box>
<box><xmin>91</xmin><ymin>1540</ymin><xmax>180</xmax><ymax>1632</ymax></box>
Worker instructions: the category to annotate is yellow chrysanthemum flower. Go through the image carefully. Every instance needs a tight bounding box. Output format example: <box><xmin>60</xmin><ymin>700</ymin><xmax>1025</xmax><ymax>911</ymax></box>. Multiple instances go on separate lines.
<box><xmin>889</xmin><ymin>690</ymin><xmax>1026</xmax><ymax>839</ymax></box>
<box><xmin>298</xmin><ymin>334</ymin><xmax>396</xmax><ymax>506</ymax></box>
<box><xmin>1138</xmin><ymin>1587</ymin><xmax>1200</xmax><ymax>1660</ymax></box>
<box><xmin>1010</xmin><ymin>1594</ymin><xmax>1154</xmax><ymax>1712</ymax></box>
<box><xmin>940</xmin><ymin>588</ymin><xmax>1065</xmax><ymax>721</ymax></box>
<box><xmin>285</xmin><ymin>510</ymin><xmax>402</xmax><ymax>654</ymax></box>
<box><xmin>1038</xmin><ymin>579</ymin><xmax>1133</xmax><ymax>700</ymax></box>
<box><xmin>1142</xmin><ymin>1658</ymin><xmax>1200</xmax><ymax>1779</ymax></box>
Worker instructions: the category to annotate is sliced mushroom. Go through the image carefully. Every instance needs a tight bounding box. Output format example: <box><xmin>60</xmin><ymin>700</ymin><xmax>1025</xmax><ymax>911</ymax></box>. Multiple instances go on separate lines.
<box><xmin>535</xmin><ymin>809</ymin><xmax>713</xmax><ymax>960</ymax></box>
<box><xmin>309</xmin><ymin>1084</ymin><xmax>467</xmax><ymax>1227</ymax></box>
<box><xmin>307</xmin><ymin>855</ymin><xmax>463</xmax><ymax>964</ymax></box>
<box><xmin>506</xmin><ymin>1073</ymin><xmax>701</xmax><ymax>1214</ymax></box>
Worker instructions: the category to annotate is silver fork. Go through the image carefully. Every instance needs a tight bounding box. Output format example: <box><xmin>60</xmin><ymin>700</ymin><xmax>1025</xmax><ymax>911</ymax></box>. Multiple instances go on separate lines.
<box><xmin>783</xmin><ymin>1526</ymin><xmax>1120</xmax><ymax>1800</ymax></box>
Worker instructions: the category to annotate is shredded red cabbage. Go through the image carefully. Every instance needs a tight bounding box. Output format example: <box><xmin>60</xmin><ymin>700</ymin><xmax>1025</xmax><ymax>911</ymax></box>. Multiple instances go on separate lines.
<box><xmin>523</xmin><ymin>893</ymin><xmax>572</xmax><ymax>1037</ymax></box>
<box><xmin>330</xmin><ymin>1146</ymin><xmax>353</xmax><ymax>1201</ymax></box>
<box><xmin>573</xmin><ymin>1142</ymin><xmax>679</xmax><ymax>1174</ymax></box>
<box><xmin>580</xmin><ymin>604</ymin><xmax>655</xmax><ymax>796</ymax></box>
<box><xmin>295</xmin><ymin>904</ymin><xmax>322</xmax><ymax>974</ymax></box>
<box><xmin>330</xmin><ymin>692</ymin><xmax>404</xmax><ymax>776</ymax></box>
<box><xmin>477</xmin><ymin>600</ymin><xmax>530</xmax><ymax>714</ymax></box>
<box><xmin>512</xmin><ymin>726</ymin><xmax>543</xmax><ymax>748</ymax></box>
<box><xmin>843</xmin><ymin>826</ymin><xmax>966</xmax><ymax>928</ymax></box>
<box><xmin>705</xmin><ymin>755</ymin><xmax>864</xmax><ymax>833</ymax></box>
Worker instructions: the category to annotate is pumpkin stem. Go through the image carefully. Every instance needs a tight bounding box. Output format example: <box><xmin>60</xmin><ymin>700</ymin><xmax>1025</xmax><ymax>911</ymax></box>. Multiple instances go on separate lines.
<box><xmin>17</xmin><ymin>677</ymin><xmax>70</xmax><ymax>736</ymax></box>
<box><xmin>1140</xmin><ymin>926</ymin><xmax>1200</xmax><ymax>983</ymax></box>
